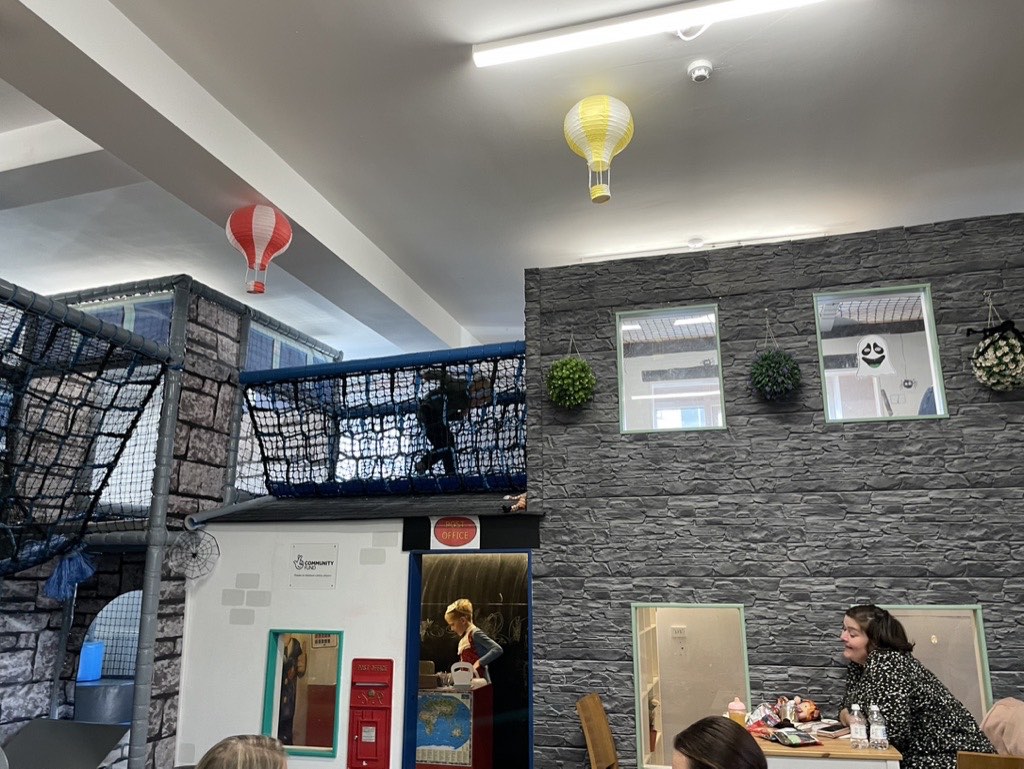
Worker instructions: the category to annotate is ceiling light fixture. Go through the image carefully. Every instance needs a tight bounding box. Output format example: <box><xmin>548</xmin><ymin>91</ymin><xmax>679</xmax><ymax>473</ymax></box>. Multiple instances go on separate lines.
<box><xmin>673</xmin><ymin>314</ymin><xmax>716</xmax><ymax>326</ymax></box>
<box><xmin>472</xmin><ymin>0</ymin><xmax>829</xmax><ymax>67</ymax></box>
<box><xmin>578</xmin><ymin>231</ymin><xmax>827</xmax><ymax>263</ymax></box>
<box><xmin>631</xmin><ymin>390</ymin><xmax>720</xmax><ymax>400</ymax></box>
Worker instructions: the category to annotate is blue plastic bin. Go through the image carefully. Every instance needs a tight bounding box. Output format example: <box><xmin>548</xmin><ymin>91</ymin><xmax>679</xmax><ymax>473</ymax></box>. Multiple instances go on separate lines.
<box><xmin>78</xmin><ymin>640</ymin><xmax>105</xmax><ymax>682</ymax></box>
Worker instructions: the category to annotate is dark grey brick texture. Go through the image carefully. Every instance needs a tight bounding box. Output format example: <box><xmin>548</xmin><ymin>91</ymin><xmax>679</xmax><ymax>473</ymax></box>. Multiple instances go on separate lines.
<box><xmin>526</xmin><ymin>213</ymin><xmax>1024</xmax><ymax>769</ymax></box>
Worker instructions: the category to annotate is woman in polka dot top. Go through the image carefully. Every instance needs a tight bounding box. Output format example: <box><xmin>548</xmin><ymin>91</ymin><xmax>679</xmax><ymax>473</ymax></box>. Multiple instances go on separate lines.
<box><xmin>838</xmin><ymin>604</ymin><xmax>995</xmax><ymax>769</ymax></box>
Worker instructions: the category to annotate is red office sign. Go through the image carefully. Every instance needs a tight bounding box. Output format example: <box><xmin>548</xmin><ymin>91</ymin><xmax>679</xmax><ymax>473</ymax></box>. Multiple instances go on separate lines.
<box><xmin>430</xmin><ymin>516</ymin><xmax>480</xmax><ymax>550</ymax></box>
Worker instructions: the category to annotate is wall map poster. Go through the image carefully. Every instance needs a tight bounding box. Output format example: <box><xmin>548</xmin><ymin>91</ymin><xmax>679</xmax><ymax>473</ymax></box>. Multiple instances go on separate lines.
<box><xmin>289</xmin><ymin>544</ymin><xmax>338</xmax><ymax>589</ymax></box>
<box><xmin>416</xmin><ymin>690</ymin><xmax>473</xmax><ymax>766</ymax></box>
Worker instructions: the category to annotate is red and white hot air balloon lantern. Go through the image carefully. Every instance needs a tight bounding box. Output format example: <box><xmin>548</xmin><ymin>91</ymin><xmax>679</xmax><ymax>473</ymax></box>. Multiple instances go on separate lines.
<box><xmin>226</xmin><ymin>204</ymin><xmax>293</xmax><ymax>294</ymax></box>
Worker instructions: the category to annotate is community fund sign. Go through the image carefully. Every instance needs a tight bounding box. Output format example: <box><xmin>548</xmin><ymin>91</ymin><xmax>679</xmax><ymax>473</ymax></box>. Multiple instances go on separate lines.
<box><xmin>289</xmin><ymin>543</ymin><xmax>338</xmax><ymax>589</ymax></box>
<box><xmin>430</xmin><ymin>516</ymin><xmax>480</xmax><ymax>550</ymax></box>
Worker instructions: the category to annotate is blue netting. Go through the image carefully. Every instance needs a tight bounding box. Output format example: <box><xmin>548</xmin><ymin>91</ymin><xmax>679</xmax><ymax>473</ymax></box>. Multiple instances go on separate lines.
<box><xmin>241</xmin><ymin>342</ymin><xmax>527</xmax><ymax>496</ymax></box>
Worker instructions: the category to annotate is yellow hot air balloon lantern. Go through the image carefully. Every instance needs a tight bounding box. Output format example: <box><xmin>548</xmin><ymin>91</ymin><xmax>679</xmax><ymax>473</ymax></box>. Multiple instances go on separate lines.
<box><xmin>564</xmin><ymin>95</ymin><xmax>634</xmax><ymax>203</ymax></box>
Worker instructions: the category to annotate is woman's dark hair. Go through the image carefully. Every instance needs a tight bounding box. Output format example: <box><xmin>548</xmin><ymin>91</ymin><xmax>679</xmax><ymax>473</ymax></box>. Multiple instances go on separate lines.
<box><xmin>846</xmin><ymin>604</ymin><xmax>915</xmax><ymax>654</ymax></box>
<box><xmin>673</xmin><ymin>716</ymin><xmax>767</xmax><ymax>769</ymax></box>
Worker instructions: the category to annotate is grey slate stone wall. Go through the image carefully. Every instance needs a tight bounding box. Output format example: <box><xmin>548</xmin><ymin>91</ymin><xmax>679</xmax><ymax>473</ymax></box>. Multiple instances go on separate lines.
<box><xmin>525</xmin><ymin>213</ymin><xmax>1024</xmax><ymax>769</ymax></box>
<box><xmin>0</xmin><ymin>552</ymin><xmax>144</xmax><ymax>745</ymax></box>
<box><xmin>1</xmin><ymin>280</ymin><xmax>337</xmax><ymax>769</ymax></box>
<box><xmin>146</xmin><ymin>293</ymin><xmax>242</xmax><ymax>769</ymax></box>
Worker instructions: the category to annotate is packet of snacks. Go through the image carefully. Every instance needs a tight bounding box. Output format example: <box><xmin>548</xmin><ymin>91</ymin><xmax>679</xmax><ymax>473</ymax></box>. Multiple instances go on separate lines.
<box><xmin>749</xmin><ymin>702</ymin><xmax>782</xmax><ymax>727</ymax></box>
<box><xmin>747</xmin><ymin>721</ymin><xmax>775</xmax><ymax>740</ymax></box>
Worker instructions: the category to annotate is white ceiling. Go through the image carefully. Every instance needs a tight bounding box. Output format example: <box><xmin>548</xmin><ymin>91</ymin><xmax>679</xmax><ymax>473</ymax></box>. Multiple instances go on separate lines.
<box><xmin>1</xmin><ymin>0</ymin><xmax>1023</xmax><ymax>359</ymax></box>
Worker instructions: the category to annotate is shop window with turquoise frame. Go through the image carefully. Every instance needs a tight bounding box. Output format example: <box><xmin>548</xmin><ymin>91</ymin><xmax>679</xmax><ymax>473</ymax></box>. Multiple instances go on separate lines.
<box><xmin>617</xmin><ymin>305</ymin><xmax>726</xmax><ymax>433</ymax></box>
<box><xmin>632</xmin><ymin>603</ymin><xmax>750</xmax><ymax>769</ymax></box>
<box><xmin>813</xmin><ymin>284</ymin><xmax>947</xmax><ymax>423</ymax></box>
<box><xmin>261</xmin><ymin>629</ymin><xmax>344</xmax><ymax>757</ymax></box>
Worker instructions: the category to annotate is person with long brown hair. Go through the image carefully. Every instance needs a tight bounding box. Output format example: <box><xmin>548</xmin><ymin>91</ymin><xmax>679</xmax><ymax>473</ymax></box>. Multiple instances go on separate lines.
<box><xmin>840</xmin><ymin>604</ymin><xmax>994</xmax><ymax>769</ymax></box>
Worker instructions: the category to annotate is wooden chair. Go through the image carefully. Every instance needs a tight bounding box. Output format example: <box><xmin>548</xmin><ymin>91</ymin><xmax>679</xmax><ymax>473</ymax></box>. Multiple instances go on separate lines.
<box><xmin>957</xmin><ymin>752</ymin><xmax>1024</xmax><ymax>769</ymax></box>
<box><xmin>576</xmin><ymin>692</ymin><xmax>620</xmax><ymax>769</ymax></box>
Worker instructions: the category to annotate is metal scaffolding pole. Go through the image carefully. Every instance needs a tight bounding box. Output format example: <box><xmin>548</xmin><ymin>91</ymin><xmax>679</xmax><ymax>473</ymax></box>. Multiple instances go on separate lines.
<box><xmin>220</xmin><ymin>313</ymin><xmax>250</xmax><ymax>507</ymax></box>
<box><xmin>127</xmin><ymin>277</ymin><xmax>190</xmax><ymax>769</ymax></box>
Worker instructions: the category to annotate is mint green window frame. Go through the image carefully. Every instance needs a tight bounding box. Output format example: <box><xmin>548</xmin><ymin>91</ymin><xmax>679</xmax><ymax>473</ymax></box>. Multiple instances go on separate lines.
<box><xmin>881</xmin><ymin>604</ymin><xmax>992</xmax><ymax>723</ymax></box>
<box><xmin>813</xmin><ymin>284</ymin><xmax>947</xmax><ymax>423</ymax></box>
<box><xmin>617</xmin><ymin>305</ymin><xmax>726</xmax><ymax>433</ymax></box>
<box><xmin>261</xmin><ymin>629</ymin><xmax>344</xmax><ymax>758</ymax></box>
<box><xmin>631</xmin><ymin>603</ymin><xmax>750</xmax><ymax>769</ymax></box>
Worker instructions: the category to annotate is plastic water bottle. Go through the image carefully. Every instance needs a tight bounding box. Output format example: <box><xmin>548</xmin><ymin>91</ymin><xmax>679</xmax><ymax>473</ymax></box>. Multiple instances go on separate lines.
<box><xmin>869</xmin><ymin>705</ymin><xmax>889</xmax><ymax>750</ymax></box>
<box><xmin>849</xmin><ymin>704</ymin><xmax>868</xmax><ymax>749</ymax></box>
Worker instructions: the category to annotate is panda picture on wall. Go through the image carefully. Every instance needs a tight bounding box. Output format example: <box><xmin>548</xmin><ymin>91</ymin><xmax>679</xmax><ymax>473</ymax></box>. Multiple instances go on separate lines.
<box><xmin>856</xmin><ymin>334</ymin><xmax>896</xmax><ymax>377</ymax></box>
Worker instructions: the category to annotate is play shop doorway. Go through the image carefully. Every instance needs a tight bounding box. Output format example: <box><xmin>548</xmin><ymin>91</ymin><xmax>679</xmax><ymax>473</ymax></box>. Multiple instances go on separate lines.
<box><xmin>408</xmin><ymin>551</ymin><xmax>532</xmax><ymax>769</ymax></box>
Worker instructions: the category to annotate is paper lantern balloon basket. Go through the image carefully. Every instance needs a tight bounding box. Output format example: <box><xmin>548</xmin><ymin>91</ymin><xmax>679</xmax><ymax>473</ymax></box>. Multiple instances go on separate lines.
<box><xmin>564</xmin><ymin>95</ymin><xmax>634</xmax><ymax>203</ymax></box>
<box><xmin>226</xmin><ymin>204</ymin><xmax>293</xmax><ymax>293</ymax></box>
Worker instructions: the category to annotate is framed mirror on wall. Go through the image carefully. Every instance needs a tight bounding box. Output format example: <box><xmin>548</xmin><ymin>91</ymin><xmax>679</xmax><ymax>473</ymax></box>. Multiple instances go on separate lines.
<box><xmin>813</xmin><ymin>285</ymin><xmax>947</xmax><ymax>423</ymax></box>
<box><xmin>261</xmin><ymin>629</ymin><xmax>343</xmax><ymax>757</ymax></box>
<box><xmin>617</xmin><ymin>306</ymin><xmax>726</xmax><ymax>433</ymax></box>
<box><xmin>632</xmin><ymin>604</ymin><xmax>750</xmax><ymax>769</ymax></box>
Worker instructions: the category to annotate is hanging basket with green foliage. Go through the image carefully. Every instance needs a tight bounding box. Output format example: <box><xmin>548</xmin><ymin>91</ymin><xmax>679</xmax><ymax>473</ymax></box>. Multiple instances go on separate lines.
<box><xmin>546</xmin><ymin>337</ymin><xmax>596</xmax><ymax>409</ymax></box>
<box><xmin>749</xmin><ymin>311</ymin><xmax>801</xmax><ymax>402</ymax></box>
<box><xmin>750</xmin><ymin>348</ymin><xmax>802</xmax><ymax>401</ymax></box>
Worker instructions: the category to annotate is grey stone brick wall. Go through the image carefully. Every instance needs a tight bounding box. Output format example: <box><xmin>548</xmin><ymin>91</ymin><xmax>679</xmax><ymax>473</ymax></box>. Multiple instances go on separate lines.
<box><xmin>146</xmin><ymin>293</ymin><xmax>242</xmax><ymax>768</ymax></box>
<box><xmin>1</xmin><ymin>281</ymin><xmax>336</xmax><ymax>769</ymax></box>
<box><xmin>525</xmin><ymin>213</ymin><xmax>1024</xmax><ymax>768</ymax></box>
<box><xmin>0</xmin><ymin>552</ymin><xmax>144</xmax><ymax>745</ymax></box>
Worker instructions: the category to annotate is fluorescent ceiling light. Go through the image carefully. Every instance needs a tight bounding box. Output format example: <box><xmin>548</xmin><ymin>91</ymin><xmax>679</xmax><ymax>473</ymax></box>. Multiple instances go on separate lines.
<box><xmin>473</xmin><ymin>0</ymin><xmax>829</xmax><ymax>67</ymax></box>
<box><xmin>673</xmin><ymin>314</ymin><xmax>716</xmax><ymax>326</ymax></box>
<box><xmin>577</xmin><ymin>231</ymin><xmax>827</xmax><ymax>263</ymax></box>
<box><xmin>621</xmin><ymin>323</ymin><xmax>643</xmax><ymax>332</ymax></box>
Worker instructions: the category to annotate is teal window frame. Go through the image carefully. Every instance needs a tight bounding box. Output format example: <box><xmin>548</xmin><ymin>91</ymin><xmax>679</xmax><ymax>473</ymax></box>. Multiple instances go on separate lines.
<box><xmin>881</xmin><ymin>604</ymin><xmax>993</xmax><ymax>715</ymax></box>
<box><xmin>261</xmin><ymin>628</ymin><xmax>344</xmax><ymax>758</ymax></box>
<box><xmin>631</xmin><ymin>602</ymin><xmax>750</xmax><ymax>769</ymax></box>
<box><xmin>617</xmin><ymin>304</ymin><xmax>726</xmax><ymax>434</ymax></box>
<box><xmin>812</xmin><ymin>284</ymin><xmax>948</xmax><ymax>423</ymax></box>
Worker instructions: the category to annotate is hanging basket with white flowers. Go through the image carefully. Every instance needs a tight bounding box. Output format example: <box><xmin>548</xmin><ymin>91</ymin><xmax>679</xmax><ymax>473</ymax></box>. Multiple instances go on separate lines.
<box><xmin>969</xmin><ymin>320</ymin><xmax>1024</xmax><ymax>392</ymax></box>
<box><xmin>967</xmin><ymin>295</ymin><xmax>1024</xmax><ymax>392</ymax></box>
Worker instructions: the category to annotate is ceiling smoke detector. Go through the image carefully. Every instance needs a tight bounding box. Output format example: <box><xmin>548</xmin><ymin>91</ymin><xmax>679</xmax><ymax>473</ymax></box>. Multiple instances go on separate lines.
<box><xmin>687</xmin><ymin>59</ymin><xmax>713</xmax><ymax>83</ymax></box>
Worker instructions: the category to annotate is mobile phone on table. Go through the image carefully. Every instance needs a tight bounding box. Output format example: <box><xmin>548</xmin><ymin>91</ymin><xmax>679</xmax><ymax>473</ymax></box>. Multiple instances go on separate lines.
<box><xmin>816</xmin><ymin>723</ymin><xmax>850</xmax><ymax>738</ymax></box>
<box><xmin>772</xmin><ymin>728</ymin><xmax>821</xmax><ymax>747</ymax></box>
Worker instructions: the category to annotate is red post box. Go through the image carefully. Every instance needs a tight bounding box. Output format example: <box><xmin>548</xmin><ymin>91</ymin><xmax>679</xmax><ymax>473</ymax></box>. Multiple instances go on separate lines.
<box><xmin>347</xmin><ymin>658</ymin><xmax>394</xmax><ymax>769</ymax></box>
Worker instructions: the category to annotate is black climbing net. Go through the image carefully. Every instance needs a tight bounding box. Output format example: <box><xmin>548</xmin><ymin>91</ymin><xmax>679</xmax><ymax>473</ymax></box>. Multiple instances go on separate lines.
<box><xmin>240</xmin><ymin>344</ymin><xmax>527</xmax><ymax>496</ymax></box>
<box><xmin>0</xmin><ymin>280</ymin><xmax>170</xmax><ymax>576</ymax></box>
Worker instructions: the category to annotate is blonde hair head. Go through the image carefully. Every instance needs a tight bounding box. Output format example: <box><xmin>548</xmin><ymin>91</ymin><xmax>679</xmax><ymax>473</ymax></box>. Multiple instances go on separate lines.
<box><xmin>445</xmin><ymin>598</ymin><xmax>474</xmax><ymax>622</ymax></box>
<box><xmin>196</xmin><ymin>735</ymin><xmax>287</xmax><ymax>769</ymax></box>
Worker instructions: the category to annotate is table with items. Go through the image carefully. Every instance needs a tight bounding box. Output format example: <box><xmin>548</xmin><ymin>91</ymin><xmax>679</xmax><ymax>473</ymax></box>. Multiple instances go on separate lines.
<box><xmin>759</xmin><ymin>737</ymin><xmax>902</xmax><ymax>769</ymax></box>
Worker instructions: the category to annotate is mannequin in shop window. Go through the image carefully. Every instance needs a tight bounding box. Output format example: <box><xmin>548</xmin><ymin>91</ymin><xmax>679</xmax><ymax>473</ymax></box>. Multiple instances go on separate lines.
<box><xmin>277</xmin><ymin>635</ymin><xmax>307</xmax><ymax>745</ymax></box>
